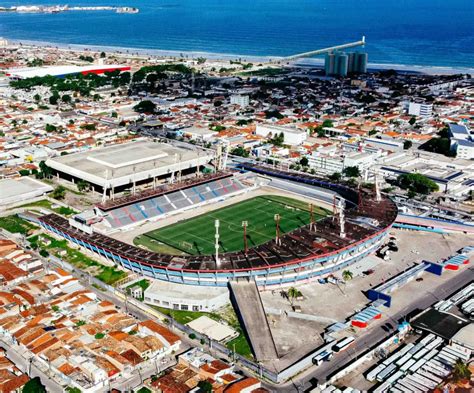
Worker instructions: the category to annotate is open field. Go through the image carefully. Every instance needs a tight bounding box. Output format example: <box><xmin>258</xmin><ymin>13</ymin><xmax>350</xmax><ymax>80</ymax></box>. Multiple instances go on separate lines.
<box><xmin>0</xmin><ymin>214</ymin><xmax>38</xmax><ymax>235</ymax></box>
<box><xmin>28</xmin><ymin>233</ymin><xmax>127</xmax><ymax>285</ymax></box>
<box><xmin>135</xmin><ymin>195</ymin><xmax>328</xmax><ymax>255</ymax></box>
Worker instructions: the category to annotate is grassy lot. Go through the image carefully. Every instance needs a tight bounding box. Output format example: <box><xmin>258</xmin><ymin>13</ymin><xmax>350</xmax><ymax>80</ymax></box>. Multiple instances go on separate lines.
<box><xmin>152</xmin><ymin>304</ymin><xmax>253</xmax><ymax>359</ymax></box>
<box><xmin>29</xmin><ymin>233</ymin><xmax>127</xmax><ymax>285</ymax></box>
<box><xmin>14</xmin><ymin>199</ymin><xmax>77</xmax><ymax>217</ymax></box>
<box><xmin>0</xmin><ymin>214</ymin><xmax>38</xmax><ymax>235</ymax></box>
<box><xmin>136</xmin><ymin>195</ymin><xmax>328</xmax><ymax>255</ymax></box>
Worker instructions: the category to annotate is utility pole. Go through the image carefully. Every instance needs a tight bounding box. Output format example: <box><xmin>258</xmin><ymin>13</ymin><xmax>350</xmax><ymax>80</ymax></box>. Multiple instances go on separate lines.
<box><xmin>274</xmin><ymin>214</ymin><xmax>281</xmax><ymax>245</ymax></box>
<box><xmin>242</xmin><ymin>221</ymin><xmax>248</xmax><ymax>255</ymax></box>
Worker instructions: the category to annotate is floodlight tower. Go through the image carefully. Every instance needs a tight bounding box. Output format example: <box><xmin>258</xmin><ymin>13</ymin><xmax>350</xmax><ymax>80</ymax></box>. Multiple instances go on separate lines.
<box><xmin>338</xmin><ymin>197</ymin><xmax>346</xmax><ymax>239</ymax></box>
<box><xmin>215</xmin><ymin>220</ymin><xmax>220</xmax><ymax>266</ymax></box>
<box><xmin>242</xmin><ymin>221</ymin><xmax>248</xmax><ymax>255</ymax></box>
<box><xmin>274</xmin><ymin>214</ymin><xmax>281</xmax><ymax>245</ymax></box>
<box><xmin>375</xmin><ymin>175</ymin><xmax>381</xmax><ymax>202</ymax></box>
<box><xmin>309</xmin><ymin>203</ymin><xmax>316</xmax><ymax>231</ymax></box>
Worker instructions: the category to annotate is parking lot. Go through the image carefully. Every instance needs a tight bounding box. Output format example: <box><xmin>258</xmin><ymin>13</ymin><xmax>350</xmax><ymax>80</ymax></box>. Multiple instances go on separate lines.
<box><xmin>260</xmin><ymin>229</ymin><xmax>471</xmax><ymax>363</ymax></box>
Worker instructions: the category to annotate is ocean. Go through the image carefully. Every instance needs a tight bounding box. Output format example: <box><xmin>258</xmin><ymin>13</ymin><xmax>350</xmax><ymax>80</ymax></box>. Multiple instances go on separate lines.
<box><xmin>1</xmin><ymin>0</ymin><xmax>473</xmax><ymax>69</ymax></box>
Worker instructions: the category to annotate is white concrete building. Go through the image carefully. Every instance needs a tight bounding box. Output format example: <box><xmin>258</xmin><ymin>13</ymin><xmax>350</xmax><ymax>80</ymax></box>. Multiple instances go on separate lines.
<box><xmin>404</xmin><ymin>101</ymin><xmax>433</xmax><ymax>117</ymax></box>
<box><xmin>143</xmin><ymin>279</ymin><xmax>229</xmax><ymax>312</ymax></box>
<box><xmin>230</xmin><ymin>94</ymin><xmax>250</xmax><ymax>107</ymax></box>
<box><xmin>256</xmin><ymin>124</ymin><xmax>307</xmax><ymax>146</ymax></box>
<box><xmin>449</xmin><ymin>123</ymin><xmax>474</xmax><ymax>160</ymax></box>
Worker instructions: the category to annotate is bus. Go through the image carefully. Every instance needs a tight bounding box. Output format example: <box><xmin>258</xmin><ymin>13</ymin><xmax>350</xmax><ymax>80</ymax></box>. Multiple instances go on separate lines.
<box><xmin>333</xmin><ymin>336</ymin><xmax>355</xmax><ymax>352</ymax></box>
<box><xmin>312</xmin><ymin>350</ymin><xmax>333</xmax><ymax>366</ymax></box>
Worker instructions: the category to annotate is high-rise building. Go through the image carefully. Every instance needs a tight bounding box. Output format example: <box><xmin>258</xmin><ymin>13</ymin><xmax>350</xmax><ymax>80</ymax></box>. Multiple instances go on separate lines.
<box><xmin>336</xmin><ymin>52</ymin><xmax>349</xmax><ymax>77</ymax></box>
<box><xmin>325</xmin><ymin>53</ymin><xmax>336</xmax><ymax>75</ymax></box>
<box><xmin>325</xmin><ymin>51</ymin><xmax>368</xmax><ymax>76</ymax></box>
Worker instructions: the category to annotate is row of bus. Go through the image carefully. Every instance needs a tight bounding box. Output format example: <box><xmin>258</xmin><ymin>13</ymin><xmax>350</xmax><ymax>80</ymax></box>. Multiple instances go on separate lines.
<box><xmin>312</xmin><ymin>336</ymin><xmax>356</xmax><ymax>366</ymax></box>
<box><xmin>366</xmin><ymin>333</ymin><xmax>471</xmax><ymax>392</ymax></box>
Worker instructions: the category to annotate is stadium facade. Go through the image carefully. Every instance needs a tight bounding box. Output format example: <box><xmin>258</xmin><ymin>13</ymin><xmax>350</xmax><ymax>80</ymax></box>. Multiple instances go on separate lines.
<box><xmin>36</xmin><ymin>165</ymin><xmax>398</xmax><ymax>288</ymax></box>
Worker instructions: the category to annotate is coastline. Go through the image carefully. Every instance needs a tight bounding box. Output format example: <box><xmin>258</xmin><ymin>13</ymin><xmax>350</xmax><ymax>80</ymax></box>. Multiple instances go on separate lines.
<box><xmin>5</xmin><ymin>37</ymin><xmax>474</xmax><ymax>76</ymax></box>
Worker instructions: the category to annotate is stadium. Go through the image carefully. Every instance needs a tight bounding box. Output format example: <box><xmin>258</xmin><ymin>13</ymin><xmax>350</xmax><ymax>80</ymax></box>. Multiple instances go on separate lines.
<box><xmin>36</xmin><ymin>154</ymin><xmax>398</xmax><ymax>288</ymax></box>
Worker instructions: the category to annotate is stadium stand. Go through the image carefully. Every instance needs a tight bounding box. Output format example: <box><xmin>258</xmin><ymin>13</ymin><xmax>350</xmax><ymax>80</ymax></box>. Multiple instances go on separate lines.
<box><xmin>101</xmin><ymin>176</ymin><xmax>247</xmax><ymax>229</ymax></box>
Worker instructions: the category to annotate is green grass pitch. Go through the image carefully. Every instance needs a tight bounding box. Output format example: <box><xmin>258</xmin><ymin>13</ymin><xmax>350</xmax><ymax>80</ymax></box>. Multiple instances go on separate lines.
<box><xmin>134</xmin><ymin>195</ymin><xmax>328</xmax><ymax>255</ymax></box>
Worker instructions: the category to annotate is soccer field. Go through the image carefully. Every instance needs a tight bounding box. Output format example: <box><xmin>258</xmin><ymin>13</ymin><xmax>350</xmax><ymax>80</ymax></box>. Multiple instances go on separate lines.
<box><xmin>135</xmin><ymin>195</ymin><xmax>329</xmax><ymax>255</ymax></box>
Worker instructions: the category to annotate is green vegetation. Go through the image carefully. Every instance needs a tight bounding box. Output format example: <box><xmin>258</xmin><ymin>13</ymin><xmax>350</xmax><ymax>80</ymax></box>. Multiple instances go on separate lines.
<box><xmin>451</xmin><ymin>359</ymin><xmax>471</xmax><ymax>382</ymax></box>
<box><xmin>396</xmin><ymin>173</ymin><xmax>439</xmax><ymax>195</ymax></box>
<box><xmin>135</xmin><ymin>388</ymin><xmax>151</xmax><ymax>393</ymax></box>
<box><xmin>79</xmin><ymin>55</ymin><xmax>94</xmax><ymax>62</ymax></box>
<box><xmin>153</xmin><ymin>304</ymin><xmax>253</xmax><ymax>359</ymax></box>
<box><xmin>403</xmin><ymin>140</ymin><xmax>413</xmax><ymax>150</ymax></box>
<box><xmin>133</xmin><ymin>100</ymin><xmax>156</xmax><ymax>114</ymax></box>
<box><xmin>239</xmin><ymin>67</ymin><xmax>288</xmax><ymax>77</ymax></box>
<box><xmin>132</xmin><ymin>63</ymin><xmax>193</xmax><ymax>83</ymax></box>
<box><xmin>197</xmin><ymin>381</ymin><xmax>213</xmax><ymax>392</ymax></box>
<box><xmin>65</xmin><ymin>387</ymin><xmax>82</xmax><ymax>393</ymax></box>
<box><xmin>13</xmin><ymin>199</ymin><xmax>77</xmax><ymax>217</ymax></box>
<box><xmin>136</xmin><ymin>196</ymin><xmax>328</xmax><ymax>255</ymax></box>
<box><xmin>0</xmin><ymin>215</ymin><xmax>37</xmax><ymax>235</ymax></box>
<box><xmin>95</xmin><ymin>332</ymin><xmax>105</xmax><ymax>339</ymax></box>
<box><xmin>10</xmin><ymin>70</ymin><xmax>131</xmax><ymax>96</ymax></box>
<box><xmin>51</xmin><ymin>185</ymin><xmax>66</xmax><ymax>200</ymax></box>
<box><xmin>22</xmin><ymin>377</ymin><xmax>47</xmax><ymax>393</ymax></box>
<box><xmin>343</xmin><ymin>166</ymin><xmax>361</xmax><ymax>178</ymax></box>
<box><xmin>126</xmin><ymin>279</ymin><xmax>150</xmax><ymax>301</ymax></box>
<box><xmin>230</xmin><ymin>146</ymin><xmax>249</xmax><ymax>157</ymax></box>
<box><xmin>28</xmin><ymin>233</ymin><xmax>127</xmax><ymax>285</ymax></box>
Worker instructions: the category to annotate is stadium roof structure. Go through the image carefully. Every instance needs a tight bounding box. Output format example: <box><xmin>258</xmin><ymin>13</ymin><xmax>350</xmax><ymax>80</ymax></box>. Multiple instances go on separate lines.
<box><xmin>38</xmin><ymin>165</ymin><xmax>398</xmax><ymax>273</ymax></box>
<box><xmin>6</xmin><ymin>64</ymin><xmax>131</xmax><ymax>79</ymax></box>
<box><xmin>46</xmin><ymin>141</ymin><xmax>213</xmax><ymax>189</ymax></box>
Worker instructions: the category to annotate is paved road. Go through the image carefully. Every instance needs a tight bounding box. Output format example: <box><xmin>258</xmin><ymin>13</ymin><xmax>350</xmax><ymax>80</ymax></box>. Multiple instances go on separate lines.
<box><xmin>0</xmin><ymin>337</ymin><xmax>64</xmax><ymax>393</ymax></box>
<box><xmin>271</xmin><ymin>266</ymin><xmax>474</xmax><ymax>392</ymax></box>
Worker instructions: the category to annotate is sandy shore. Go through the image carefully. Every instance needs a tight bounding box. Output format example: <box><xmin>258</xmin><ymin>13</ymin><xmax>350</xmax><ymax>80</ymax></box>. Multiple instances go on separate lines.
<box><xmin>5</xmin><ymin>38</ymin><xmax>474</xmax><ymax>75</ymax></box>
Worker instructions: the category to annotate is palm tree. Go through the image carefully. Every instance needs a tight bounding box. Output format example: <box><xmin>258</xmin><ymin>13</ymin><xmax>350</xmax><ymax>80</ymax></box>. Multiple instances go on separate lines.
<box><xmin>342</xmin><ymin>270</ymin><xmax>353</xmax><ymax>282</ymax></box>
<box><xmin>451</xmin><ymin>359</ymin><xmax>471</xmax><ymax>382</ymax></box>
<box><xmin>287</xmin><ymin>287</ymin><xmax>302</xmax><ymax>305</ymax></box>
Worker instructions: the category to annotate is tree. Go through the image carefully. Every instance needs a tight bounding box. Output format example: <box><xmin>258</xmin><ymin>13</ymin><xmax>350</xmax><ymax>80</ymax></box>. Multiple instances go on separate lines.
<box><xmin>403</xmin><ymin>140</ymin><xmax>412</xmax><ymax>150</ymax></box>
<box><xmin>196</xmin><ymin>57</ymin><xmax>206</xmax><ymax>64</ymax></box>
<box><xmin>19</xmin><ymin>169</ymin><xmax>30</xmax><ymax>176</ymax></box>
<box><xmin>100</xmin><ymin>51</ymin><xmax>106</xmax><ymax>58</ymax></box>
<box><xmin>33</xmin><ymin>93</ymin><xmax>41</xmax><ymax>102</ymax></box>
<box><xmin>231</xmin><ymin>146</ymin><xmax>249</xmax><ymax>158</ymax></box>
<box><xmin>397</xmin><ymin>173</ymin><xmax>439</xmax><ymax>195</ymax></box>
<box><xmin>45</xmin><ymin>123</ymin><xmax>57</xmax><ymax>132</ymax></box>
<box><xmin>287</xmin><ymin>287</ymin><xmax>302</xmax><ymax>305</ymax></box>
<box><xmin>343</xmin><ymin>166</ymin><xmax>361</xmax><ymax>178</ymax></box>
<box><xmin>409</xmin><ymin>116</ymin><xmax>416</xmax><ymax>125</ymax></box>
<box><xmin>77</xmin><ymin>180</ymin><xmax>90</xmax><ymax>192</ymax></box>
<box><xmin>39</xmin><ymin>249</ymin><xmax>49</xmax><ymax>258</ymax></box>
<box><xmin>49</xmin><ymin>95</ymin><xmax>59</xmax><ymax>105</ymax></box>
<box><xmin>38</xmin><ymin>161</ymin><xmax>53</xmax><ymax>179</ymax></box>
<box><xmin>342</xmin><ymin>270</ymin><xmax>353</xmax><ymax>281</ymax></box>
<box><xmin>197</xmin><ymin>380</ymin><xmax>213</xmax><ymax>393</ymax></box>
<box><xmin>322</xmin><ymin>119</ymin><xmax>334</xmax><ymax>128</ymax></box>
<box><xmin>66</xmin><ymin>387</ymin><xmax>82</xmax><ymax>393</ymax></box>
<box><xmin>22</xmin><ymin>377</ymin><xmax>47</xmax><ymax>393</ymax></box>
<box><xmin>328</xmin><ymin>172</ymin><xmax>341</xmax><ymax>182</ymax></box>
<box><xmin>299</xmin><ymin>157</ymin><xmax>309</xmax><ymax>167</ymax></box>
<box><xmin>95</xmin><ymin>332</ymin><xmax>105</xmax><ymax>339</ymax></box>
<box><xmin>451</xmin><ymin>359</ymin><xmax>471</xmax><ymax>382</ymax></box>
<box><xmin>62</xmin><ymin>94</ymin><xmax>72</xmax><ymax>104</ymax></box>
<box><xmin>133</xmin><ymin>100</ymin><xmax>156</xmax><ymax>114</ymax></box>
<box><xmin>51</xmin><ymin>185</ymin><xmax>66</xmax><ymax>200</ymax></box>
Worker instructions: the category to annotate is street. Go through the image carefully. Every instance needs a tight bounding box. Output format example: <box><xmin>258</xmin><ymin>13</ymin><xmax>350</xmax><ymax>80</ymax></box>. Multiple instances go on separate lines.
<box><xmin>272</xmin><ymin>266</ymin><xmax>473</xmax><ymax>392</ymax></box>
